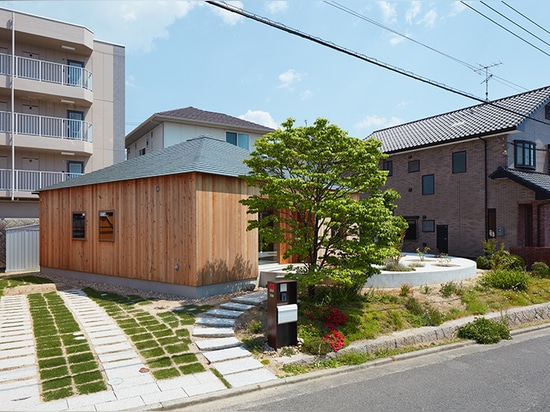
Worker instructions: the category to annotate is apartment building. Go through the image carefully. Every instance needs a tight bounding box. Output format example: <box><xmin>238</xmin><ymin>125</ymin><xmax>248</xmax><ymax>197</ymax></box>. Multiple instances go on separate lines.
<box><xmin>0</xmin><ymin>8</ymin><xmax>125</xmax><ymax>220</ymax></box>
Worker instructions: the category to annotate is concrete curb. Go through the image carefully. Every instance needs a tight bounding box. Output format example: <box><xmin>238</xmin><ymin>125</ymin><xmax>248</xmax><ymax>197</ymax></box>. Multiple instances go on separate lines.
<box><xmin>154</xmin><ymin>304</ymin><xmax>550</xmax><ymax>411</ymax></box>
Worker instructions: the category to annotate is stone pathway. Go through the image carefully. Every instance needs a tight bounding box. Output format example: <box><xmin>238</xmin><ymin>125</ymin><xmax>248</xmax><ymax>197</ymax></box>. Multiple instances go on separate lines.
<box><xmin>192</xmin><ymin>290</ymin><xmax>278</xmax><ymax>388</ymax></box>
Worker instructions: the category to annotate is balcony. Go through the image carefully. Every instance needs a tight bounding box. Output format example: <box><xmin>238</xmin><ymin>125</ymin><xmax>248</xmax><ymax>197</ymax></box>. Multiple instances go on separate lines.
<box><xmin>0</xmin><ymin>111</ymin><xmax>92</xmax><ymax>142</ymax></box>
<box><xmin>0</xmin><ymin>168</ymin><xmax>82</xmax><ymax>193</ymax></box>
<box><xmin>0</xmin><ymin>53</ymin><xmax>92</xmax><ymax>91</ymax></box>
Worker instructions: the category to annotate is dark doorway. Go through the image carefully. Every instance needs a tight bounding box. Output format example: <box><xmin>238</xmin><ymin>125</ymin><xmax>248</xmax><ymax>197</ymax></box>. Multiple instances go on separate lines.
<box><xmin>488</xmin><ymin>208</ymin><xmax>496</xmax><ymax>239</ymax></box>
<box><xmin>437</xmin><ymin>225</ymin><xmax>448</xmax><ymax>254</ymax></box>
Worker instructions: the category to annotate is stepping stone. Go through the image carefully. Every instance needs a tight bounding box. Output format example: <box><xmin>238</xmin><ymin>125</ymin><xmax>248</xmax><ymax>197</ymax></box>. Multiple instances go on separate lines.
<box><xmin>214</xmin><ymin>357</ymin><xmax>264</xmax><ymax>375</ymax></box>
<box><xmin>224</xmin><ymin>368</ymin><xmax>278</xmax><ymax>388</ymax></box>
<box><xmin>195</xmin><ymin>337</ymin><xmax>241</xmax><ymax>351</ymax></box>
<box><xmin>203</xmin><ymin>308</ymin><xmax>243</xmax><ymax>319</ymax></box>
<box><xmin>201</xmin><ymin>346</ymin><xmax>251</xmax><ymax>364</ymax></box>
<box><xmin>194</xmin><ymin>317</ymin><xmax>235</xmax><ymax>327</ymax></box>
<box><xmin>220</xmin><ymin>302</ymin><xmax>255</xmax><ymax>311</ymax></box>
<box><xmin>231</xmin><ymin>291</ymin><xmax>267</xmax><ymax>306</ymax></box>
<box><xmin>192</xmin><ymin>327</ymin><xmax>235</xmax><ymax>338</ymax></box>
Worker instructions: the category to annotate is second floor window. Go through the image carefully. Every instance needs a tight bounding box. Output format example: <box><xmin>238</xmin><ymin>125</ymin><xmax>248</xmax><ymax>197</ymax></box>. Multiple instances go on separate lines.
<box><xmin>408</xmin><ymin>160</ymin><xmax>420</xmax><ymax>173</ymax></box>
<box><xmin>226</xmin><ymin>132</ymin><xmax>249</xmax><ymax>150</ymax></box>
<box><xmin>422</xmin><ymin>174</ymin><xmax>434</xmax><ymax>195</ymax></box>
<box><xmin>452</xmin><ymin>151</ymin><xmax>467</xmax><ymax>174</ymax></box>
<box><xmin>514</xmin><ymin>140</ymin><xmax>535</xmax><ymax>169</ymax></box>
<box><xmin>381</xmin><ymin>160</ymin><xmax>393</xmax><ymax>176</ymax></box>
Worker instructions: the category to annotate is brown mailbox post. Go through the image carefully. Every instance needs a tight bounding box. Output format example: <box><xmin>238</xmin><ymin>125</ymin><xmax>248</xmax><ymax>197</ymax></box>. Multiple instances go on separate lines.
<box><xmin>267</xmin><ymin>279</ymin><xmax>298</xmax><ymax>349</ymax></box>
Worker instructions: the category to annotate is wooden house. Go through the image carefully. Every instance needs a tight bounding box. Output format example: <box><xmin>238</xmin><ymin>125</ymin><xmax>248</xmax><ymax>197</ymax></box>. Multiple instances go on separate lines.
<box><xmin>38</xmin><ymin>137</ymin><xmax>258</xmax><ymax>298</ymax></box>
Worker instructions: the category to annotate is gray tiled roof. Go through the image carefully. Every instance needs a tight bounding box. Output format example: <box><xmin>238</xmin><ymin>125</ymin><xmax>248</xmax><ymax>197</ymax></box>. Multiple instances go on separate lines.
<box><xmin>371</xmin><ymin>86</ymin><xmax>550</xmax><ymax>153</ymax></box>
<box><xmin>156</xmin><ymin>107</ymin><xmax>275</xmax><ymax>133</ymax></box>
<box><xmin>39</xmin><ymin>137</ymin><xmax>250</xmax><ymax>191</ymax></box>
<box><xmin>490</xmin><ymin>166</ymin><xmax>550</xmax><ymax>199</ymax></box>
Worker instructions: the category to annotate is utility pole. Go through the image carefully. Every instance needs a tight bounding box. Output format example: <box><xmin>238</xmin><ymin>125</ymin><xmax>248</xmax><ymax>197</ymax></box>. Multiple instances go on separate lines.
<box><xmin>476</xmin><ymin>62</ymin><xmax>502</xmax><ymax>101</ymax></box>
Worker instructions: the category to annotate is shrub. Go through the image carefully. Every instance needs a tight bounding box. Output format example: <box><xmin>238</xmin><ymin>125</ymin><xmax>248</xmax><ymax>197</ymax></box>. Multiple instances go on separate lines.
<box><xmin>457</xmin><ymin>317</ymin><xmax>511</xmax><ymax>344</ymax></box>
<box><xmin>531</xmin><ymin>262</ymin><xmax>550</xmax><ymax>279</ymax></box>
<box><xmin>476</xmin><ymin>255</ymin><xmax>491</xmax><ymax>270</ymax></box>
<box><xmin>479</xmin><ymin>269</ymin><xmax>530</xmax><ymax>291</ymax></box>
<box><xmin>440</xmin><ymin>281</ymin><xmax>457</xmax><ymax>297</ymax></box>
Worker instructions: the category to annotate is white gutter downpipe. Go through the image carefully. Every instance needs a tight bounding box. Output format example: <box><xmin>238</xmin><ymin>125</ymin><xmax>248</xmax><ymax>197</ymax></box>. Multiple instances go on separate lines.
<box><xmin>10</xmin><ymin>12</ymin><xmax>14</xmax><ymax>201</ymax></box>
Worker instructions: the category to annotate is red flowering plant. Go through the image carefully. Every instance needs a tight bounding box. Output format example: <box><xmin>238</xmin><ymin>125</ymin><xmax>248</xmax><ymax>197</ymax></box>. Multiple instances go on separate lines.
<box><xmin>301</xmin><ymin>305</ymin><xmax>349</xmax><ymax>353</ymax></box>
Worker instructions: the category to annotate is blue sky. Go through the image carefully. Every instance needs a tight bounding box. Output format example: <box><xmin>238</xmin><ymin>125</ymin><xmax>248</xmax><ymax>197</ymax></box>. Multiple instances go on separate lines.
<box><xmin>2</xmin><ymin>1</ymin><xmax>550</xmax><ymax>138</ymax></box>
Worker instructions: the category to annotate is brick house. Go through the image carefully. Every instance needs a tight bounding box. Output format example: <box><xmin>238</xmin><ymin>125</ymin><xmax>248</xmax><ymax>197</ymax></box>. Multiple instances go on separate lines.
<box><xmin>370</xmin><ymin>86</ymin><xmax>550</xmax><ymax>266</ymax></box>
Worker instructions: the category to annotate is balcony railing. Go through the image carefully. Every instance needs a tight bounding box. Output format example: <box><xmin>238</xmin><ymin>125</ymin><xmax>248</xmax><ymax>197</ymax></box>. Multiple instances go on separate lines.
<box><xmin>0</xmin><ymin>168</ymin><xmax>82</xmax><ymax>193</ymax></box>
<box><xmin>0</xmin><ymin>53</ymin><xmax>92</xmax><ymax>91</ymax></box>
<box><xmin>0</xmin><ymin>111</ymin><xmax>92</xmax><ymax>142</ymax></box>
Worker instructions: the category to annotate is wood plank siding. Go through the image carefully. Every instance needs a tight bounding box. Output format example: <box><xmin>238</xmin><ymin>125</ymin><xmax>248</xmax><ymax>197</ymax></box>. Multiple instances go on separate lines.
<box><xmin>39</xmin><ymin>172</ymin><xmax>258</xmax><ymax>287</ymax></box>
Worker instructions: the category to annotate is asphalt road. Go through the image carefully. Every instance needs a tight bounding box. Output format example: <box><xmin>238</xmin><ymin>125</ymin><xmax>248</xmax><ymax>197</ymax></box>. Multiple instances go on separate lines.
<box><xmin>169</xmin><ymin>325</ymin><xmax>550</xmax><ymax>411</ymax></box>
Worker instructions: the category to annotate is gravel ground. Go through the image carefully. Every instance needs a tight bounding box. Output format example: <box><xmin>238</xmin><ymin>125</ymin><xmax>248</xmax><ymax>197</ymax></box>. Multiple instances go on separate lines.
<box><xmin>3</xmin><ymin>271</ymin><xmax>260</xmax><ymax>313</ymax></box>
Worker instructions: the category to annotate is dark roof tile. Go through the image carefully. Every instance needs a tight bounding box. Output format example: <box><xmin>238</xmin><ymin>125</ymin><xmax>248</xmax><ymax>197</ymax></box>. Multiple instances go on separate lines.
<box><xmin>371</xmin><ymin>86</ymin><xmax>550</xmax><ymax>153</ymax></box>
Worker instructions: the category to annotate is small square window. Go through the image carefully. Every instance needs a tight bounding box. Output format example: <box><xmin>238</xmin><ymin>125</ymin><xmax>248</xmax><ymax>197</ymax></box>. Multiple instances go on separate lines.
<box><xmin>452</xmin><ymin>151</ymin><xmax>467</xmax><ymax>174</ymax></box>
<box><xmin>381</xmin><ymin>160</ymin><xmax>393</xmax><ymax>176</ymax></box>
<box><xmin>408</xmin><ymin>160</ymin><xmax>420</xmax><ymax>173</ymax></box>
<box><xmin>99</xmin><ymin>211</ymin><xmax>115</xmax><ymax>241</ymax></box>
<box><xmin>422</xmin><ymin>220</ymin><xmax>435</xmax><ymax>232</ymax></box>
<box><xmin>72</xmin><ymin>212</ymin><xmax>86</xmax><ymax>239</ymax></box>
<box><xmin>422</xmin><ymin>174</ymin><xmax>434</xmax><ymax>195</ymax></box>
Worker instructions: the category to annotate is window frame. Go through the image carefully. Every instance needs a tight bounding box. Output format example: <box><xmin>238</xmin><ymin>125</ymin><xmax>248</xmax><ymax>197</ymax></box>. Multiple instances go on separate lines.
<box><xmin>226</xmin><ymin>131</ymin><xmax>249</xmax><ymax>150</ymax></box>
<box><xmin>408</xmin><ymin>159</ymin><xmax>420</xmax><ymax>173</ymax></box>
<box><xmin>514</xmin><ymin>140</ymin><xmax>535</xmax><ymax>169</ymax></box>
<box><xmin>422</xmin><ymin>219</ymin><xmax>435</xmax><ymax>232</ymax></box>
<box><xmin>381</xmin><ymin>160</ymin><xmax>393</xmax><ymax>176</ymax></box>
<box><xmin>72</xmin><ymin>212</ymin><xmax>86</xmax><ymax>240</ymax></box>
<box><xmin>422</xmin><ymin>174</ymin><xmax>435</xmax><ymax>195</ymax></box>
<box><xmin>98</xmin><ymin>210</ymin><xmax>115</xmax><ymax>242</ymax></box>
<box><xmin>452</xmin><ymin>151</ymin><xmax>467</xmax><ymax>174</ymax></box>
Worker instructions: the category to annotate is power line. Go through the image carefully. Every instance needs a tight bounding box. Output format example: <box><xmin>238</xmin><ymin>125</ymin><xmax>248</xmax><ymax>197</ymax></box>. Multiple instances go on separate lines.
<box><xmin>480</xmin><ymin>1</ymin><xmax>550</xmax><ymax>49</ymax></box>
<box><xmin>325</xmin><ymin>1</ymin><xmax>525</xmax><ymax>97</ymax></box>
<box><xmin>461</xmin><ymin>1</ymin><xmax>550</xmax><ymax>58</ymax></box>
<box><xmin>205</xmin><ymin>1</ymin><xmax>550</xmax><ymax>127</ymax></box>
<box><xmin>502</xmin><ymin>1</ymin><xmax>550</xmax><ymax>38</ymax></box>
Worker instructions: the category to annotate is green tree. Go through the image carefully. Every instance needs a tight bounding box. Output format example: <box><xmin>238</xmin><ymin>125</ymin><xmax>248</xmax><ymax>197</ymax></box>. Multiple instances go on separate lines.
<box><xmin>240</xmin><ymin>118</ymin><xmax>407</xmax><ymax>298</ymax></box>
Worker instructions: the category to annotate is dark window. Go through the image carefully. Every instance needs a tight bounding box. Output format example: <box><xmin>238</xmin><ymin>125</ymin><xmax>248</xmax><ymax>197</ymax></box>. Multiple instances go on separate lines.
<box><xmin>99</xmin><ymin>211</ymin><xmax>115</xmax><ymax>241</ymax></box>
<box><xmin>226</xmin><ymin>132</ymin><xmax>249</xmax><ymax>150</ymax></box>
<box><xmin>404</xmin><ymin>219</ymin><xmax>417</xmax><ymax>240</ymax></box>
<box><xmin>408</xmin><ymin>160</ymin><xmax>420</xmax><ymax>173</ymax></box>
<box><xmin>72</xmin><ymin>212</ymin><xmax>86</xmax><ymax>239</ymax></box>
<box><xmin>514</xmin><ymin>140</ymin><xmax>535</xmax><ymax>169</ymax></box>
<box><xmin>422</xmin><ymin>220</ymin><xmax>435</xmax><ymax>232</ymax></box>
<box><xmin>422</xmin><ymin>174</ymin><xmax>434</xmax><ymax>195</ymax></box>
<box><xmin>139</xmin><ymin>147</ymin><xmax>146</xmax><ymax>156</ymax></box>
<box><xmin>452</xmin><ymin>151</ymin><xmax>467</xmax><ymax>174</ymax></box>
<box><xmin>67</xmin><ymin>161</ymin><xmax>83</xmax><ymax>179</ymax></box>
<box><xmin>381</xmin><ymin>160</ymin><xmax>393</xmax><ymax>176</ymax></box>
<box><xmin>545</xmin><ymin>104</ymin><xmax>550</xmax><ymax>120</ymax></box>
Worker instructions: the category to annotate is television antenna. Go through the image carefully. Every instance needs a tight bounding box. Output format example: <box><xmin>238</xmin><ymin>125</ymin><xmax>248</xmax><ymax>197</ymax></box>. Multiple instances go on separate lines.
<box><xmin>475</xmin><ymin>62</ymin><xmax>502</xmax><ymax>101</ymax></box>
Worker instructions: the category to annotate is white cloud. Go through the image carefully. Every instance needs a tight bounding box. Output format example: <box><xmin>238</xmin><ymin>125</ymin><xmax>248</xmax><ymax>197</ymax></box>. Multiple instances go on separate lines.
<box><xmin>378</xmin><ymin>1</ymin><xmax>397</xmax><ymax>24</ymax></box>
<box><xmin>210</xmin><ymin>1</ymin><xmax>244</xmax><ymax>26</ymax></box>
<box><xmin>405</xmin><ymin>1</ymin><xmax>421</xmax><ymax>24</ymax></box>
<box><xmin>419</xmin><ymin>9</ymin><xmax>437</xmax><ymax>28</ymax></box>
<box><xmin>450</xmin><ymin>1</ymin><xmax>467</xmax><ymax>16</ymax></box>
<box><xmin>278</xmin><ymin>69</ymin><xmax>305</xmax><ymax>90</ymax></box>
<box><xmin>355</xmin><ymin>114</ymin><xmax>402</xmax><ymax>130</ymax></box>
<box><xmin>300</xmin><ymin>89</ymin><xmax>313</xmax><ymax>100</ymax></box>
<box><xmin>389</xmin><ymin>33</ymin><xmax>407</xmax><ymax>46</ymax></box>
<box><xmin>239</xmin><ymin>110</ymin><xmax>280</xmax><ymax>129</ymax></box>
<box><xmin>265</xmin><ymin>1</ymin><xmax>288</xmax><ymax>14</ymax></box>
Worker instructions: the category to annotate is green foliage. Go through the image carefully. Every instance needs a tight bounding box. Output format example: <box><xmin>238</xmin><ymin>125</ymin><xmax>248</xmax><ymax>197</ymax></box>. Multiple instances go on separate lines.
<box><xmin>480</xmin><ymin>240</ymin><xmax>525</xmax><ymax>271</ymax></box>
<box><xmin>476</xmin><ymin>255</ymin><xmax>491</xmax><ymax>269</ymax></box>
<box><xmin>399</xmin><ymin>284</ymin><xmax>412</xmax><ymax>297</ymax></box>
<box><xmin>405</xmin><ymin>297</ymin><xmax>444</xmax><ymax>326</ymax></box>
<box><xmin>480</xmin><ymin>269</ymin><xmax>530</xmax><ymax>291</ymax></box>
<box><xmin>457</xmin><ymin>317</ymin><xmax>511</xmax><ymax>344</ymax></box>
<box><xmin>440</xmin><ymin>281</ymin><xmax>458</xmax><ymax>298</ymax></box>
<box><xmin>240</xmin><ymin>117</ymin><xmax>407</xmax><ymax>298</ymax></box>
<box><xmin>531</xmin><ymin>262</ymin><xmax>550</xmax><ymax>278</ymax></box>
